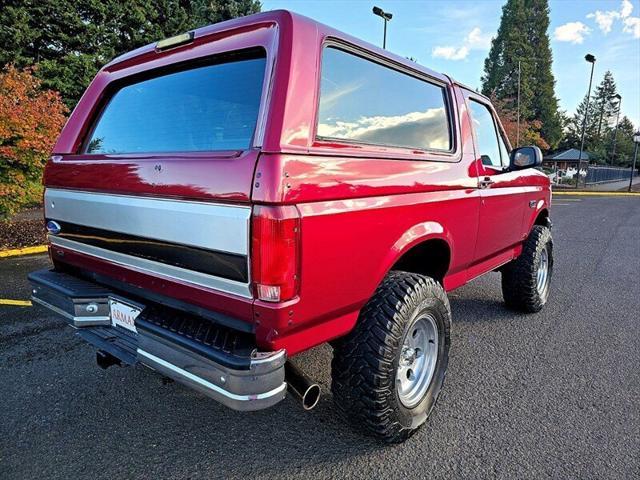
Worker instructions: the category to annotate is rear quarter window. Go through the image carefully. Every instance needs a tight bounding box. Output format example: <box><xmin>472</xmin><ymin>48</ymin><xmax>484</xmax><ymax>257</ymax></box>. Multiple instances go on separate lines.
<box><xmin>84</xmin><ymin>52</ymin><xmax>266</xmax><ymax>154</ymax></box>
<box><xmin>317</xmin><ymin>46</ymin><xmax>451</xmax><ymax>151</ymax></box>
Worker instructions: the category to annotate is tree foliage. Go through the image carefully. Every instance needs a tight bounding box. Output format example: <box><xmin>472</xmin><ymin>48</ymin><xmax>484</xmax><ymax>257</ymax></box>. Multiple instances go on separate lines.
<box><xmin>559</xmin><ymin>71</ymin><xmax>636</xmax><ymax>166</ymax></box>
<box><xmin>0</xmin><ymin>1</ymin><xmax>261</xmax><ymax>217</ymax></box>
<box><xmin>0</xmin><ymin>65</ymin><xmax>68</xmax><ymax>218</ymax></box>
<box><xmin>0</xmin><ymin>0</ymin><xmax>261</xmax><ymax>108</ymax></box>
<box><xmin>491</xmin><ymin>94</ymin><xmax>549</xmax><ymax>150</ymax></box>
<box><xmin>481</xmin><ymin>0</ymin><xmax>562</xmax><ymax>150</ymax></box>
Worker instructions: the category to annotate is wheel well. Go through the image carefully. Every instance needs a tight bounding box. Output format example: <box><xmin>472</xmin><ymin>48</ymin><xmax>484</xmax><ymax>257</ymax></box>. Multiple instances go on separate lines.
<box><xmin>391</xmin><ymin>239</ymin><xmax>451</xmax><ymax>284</ymax></box>
<box><xmin>534</xmin><ymin>209</ymin><xmax>550</xmax><ymax>227</ymax></box>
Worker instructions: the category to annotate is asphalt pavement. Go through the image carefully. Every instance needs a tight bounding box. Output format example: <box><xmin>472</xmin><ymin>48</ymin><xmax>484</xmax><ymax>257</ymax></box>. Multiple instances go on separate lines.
<box><xmin>1</xmin><ymin>196</ymin><xmax>639</xmax><ymax>479</ymax></box>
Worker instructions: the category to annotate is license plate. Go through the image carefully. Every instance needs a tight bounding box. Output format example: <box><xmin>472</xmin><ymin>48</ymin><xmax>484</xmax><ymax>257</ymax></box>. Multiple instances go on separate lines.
<box><xmin>109</xmin><ymin>298</ymin><xmax>141</xmax><ymax>333</ymax></box>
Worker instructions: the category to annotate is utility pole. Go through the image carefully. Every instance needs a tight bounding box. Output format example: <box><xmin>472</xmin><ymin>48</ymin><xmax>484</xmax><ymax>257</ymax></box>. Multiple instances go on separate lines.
<box><xmin>517</xmin><ymin>60</ymin><xmax>521</xmax><ymax>148</ymax></box>
<box><xmin>610</xmin><ymin>94</ymin><xmax>622</xmax><ymax>165</ymax></box>
<box><xmin>576</xmin><ymin>54</ymin><xmax>596</xmax><ymax>188</ymax></box>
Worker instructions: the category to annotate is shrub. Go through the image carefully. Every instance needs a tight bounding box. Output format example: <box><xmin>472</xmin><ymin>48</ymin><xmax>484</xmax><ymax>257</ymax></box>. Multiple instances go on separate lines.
<box><xmin>0</xmin><ymin>65</ymin><xmax>67</xmax><ymax>219</ymax></box>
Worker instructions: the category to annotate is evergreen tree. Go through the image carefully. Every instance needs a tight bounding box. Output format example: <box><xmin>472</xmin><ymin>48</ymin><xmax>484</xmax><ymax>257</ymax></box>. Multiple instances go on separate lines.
<box><xmin>526</xmin><ymin>0</ymin><xmax>562</xmax><ymax>148</ymax></box>
<box><xmin>560</xmin><ymin>71</ymin><xmax>627</xmax><ymax>165</ymax></box>
<box><xmin>610</xmin><ymin>116</ymin><xmax>636</xmax><ymax>166</ymax></box>
<box><xmin>482</xmin><ymin>0</ymin><xmax>533</xmax><ymax>118</ymax></box>
<box><xmin>559</xmin><ymin>92</ymin><xmax>608</xmax><ymax>162</ymax></box>
<box><xmin>481</xmin><ymin>0</ymin><xmax>562</xmax><ymax>150</ymax></box>
<box><xmin>0</xmin><ymin>0</ymin><xmax>261</xmax><ymax>108</ymax></box>
<box><xmin>591</xmin><ymin>71</ymin><xmax>619</xmax><ymax>140</ymax></box>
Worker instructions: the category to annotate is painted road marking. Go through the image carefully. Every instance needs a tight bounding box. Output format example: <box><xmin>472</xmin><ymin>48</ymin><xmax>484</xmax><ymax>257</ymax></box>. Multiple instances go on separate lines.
<box><xmin>0</xmin><ymin>299</ymin><xmax>32</xmax><ymax>307</ymax></box>
<box><xmin>553</xmin><ymin>191</ymin><xmax>640</xmax><ymax>197</ymax></box>
<box><xmin>0</xmin><ymin>245</ymin><xmax>47</xmax><ymax>258</ymax></box>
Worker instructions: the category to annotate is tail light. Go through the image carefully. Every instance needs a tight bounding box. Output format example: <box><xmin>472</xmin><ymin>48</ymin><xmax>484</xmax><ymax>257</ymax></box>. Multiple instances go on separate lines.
<box><xmin>251</xmin><ymin>205</ymin><xmax>301</xmax><ymax>302</ymax></box>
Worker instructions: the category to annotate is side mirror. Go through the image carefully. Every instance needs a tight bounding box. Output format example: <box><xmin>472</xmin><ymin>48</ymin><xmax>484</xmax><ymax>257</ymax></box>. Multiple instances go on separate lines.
<box><xmin>509</xmin><ymin>146</ymin><xmax>542</xmax><ymax>170</ymax></box>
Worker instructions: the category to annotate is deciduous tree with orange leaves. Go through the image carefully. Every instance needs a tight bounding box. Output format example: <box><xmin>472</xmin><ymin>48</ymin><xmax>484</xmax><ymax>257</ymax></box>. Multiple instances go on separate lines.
<box><xmin>0</xmin><ymin>65</ymin><xmax>67</xmax><ymax>218</ymax></box>
<box><xmin>491</xmin><ymin>94</ymin><xmax>550</xmax><ymax>151</ymax></box>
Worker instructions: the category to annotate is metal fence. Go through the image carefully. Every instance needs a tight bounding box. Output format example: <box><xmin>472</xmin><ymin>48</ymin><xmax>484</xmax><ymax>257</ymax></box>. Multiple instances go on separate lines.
<box><xmin>585</xmin><ymin>166</ymin><xmax>637</xmax><ymax>184</ymax></box>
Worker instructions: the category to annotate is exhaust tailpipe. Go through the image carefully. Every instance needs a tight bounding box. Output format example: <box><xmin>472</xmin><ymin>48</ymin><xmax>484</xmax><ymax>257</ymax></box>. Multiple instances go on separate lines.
<box><xmin>285</xmin><ymin>362</ymin><xmax>321</xmax><ymax>410</ymax></box>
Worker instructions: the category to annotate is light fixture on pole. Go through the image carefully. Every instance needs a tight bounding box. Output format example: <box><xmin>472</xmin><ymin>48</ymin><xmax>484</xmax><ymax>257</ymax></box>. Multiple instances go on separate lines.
<box><xmin>576</xmin><ymin>54</ymin><xmax>596</xmax><ymax>188</ymax></box>
<box><xmin>610</xmin><ymin>93</ymin><xmax>622</xmax><ymax>165</ymax></box>
<box><xmin>372</xmin><ymin>6</ymin><xmax>392</xmax><ymax>49</ymax></box>
<box><xmin>629</xmin><ymin>131</ymin><xmax>640</xmax><ymax>192</ymax></box>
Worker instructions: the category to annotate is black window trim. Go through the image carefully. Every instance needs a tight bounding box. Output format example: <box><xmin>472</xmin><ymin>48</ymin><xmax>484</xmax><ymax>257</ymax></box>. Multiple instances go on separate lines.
<box><xmin>79</xmin><ymin>47</ymin><xmax>269</xmax><ymax>156</ymax></box>
<box><xmin>467</xmin><ymin>96</ymin><xmax>511</xmax><ymax>170</ymax></box>
<box><xmin>314</xmin><ymin>39</ymin><xmax>458</xmax><ymax>158</ymax></box>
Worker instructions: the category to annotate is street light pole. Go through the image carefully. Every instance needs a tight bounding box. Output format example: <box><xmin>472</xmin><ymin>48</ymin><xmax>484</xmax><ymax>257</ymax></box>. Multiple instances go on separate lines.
<box><xmin>372</xmin><ymin>6</ymin><xmax>392</xmax><ymax>49</ymax></box>
<box><xmin>576</xmin><ymin>54</ymin><xmax>596</xmax><ymax>188</ymax></box>
<box><xmin>610</xmin><ymin>94</ymin><xmax>622</xmax><ymax>165</ymax></box>
<box><xmin>629</xmin><ymin>131</ymin><xmax>640</xmax><ymax>192</ymax></box>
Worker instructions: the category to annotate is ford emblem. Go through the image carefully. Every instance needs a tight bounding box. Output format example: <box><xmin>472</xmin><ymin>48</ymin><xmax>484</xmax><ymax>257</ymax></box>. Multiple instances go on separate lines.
<box><xmin>46</xmin><ymin>220</ymin><xmax>61</xmax><ymax>235</ymax></box>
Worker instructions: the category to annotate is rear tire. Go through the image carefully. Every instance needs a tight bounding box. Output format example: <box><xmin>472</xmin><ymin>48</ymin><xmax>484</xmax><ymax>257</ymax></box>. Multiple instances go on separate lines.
<box><xmin>501</xmin><ymin>225</ymin><xmax>553</xmax><ymax>312</ymax></box>
<box><xmin>331</xmin><ymin>271</ymin><xmax>451</xmax><ymax>443</ymax></box>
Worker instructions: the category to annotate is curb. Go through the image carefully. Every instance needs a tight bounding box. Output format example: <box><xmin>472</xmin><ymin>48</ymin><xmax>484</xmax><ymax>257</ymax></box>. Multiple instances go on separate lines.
<box><xmin>0</xmin><ymin>245</ymin><xmax>48</xmax><ymax>258</ymax></box>
<box><xmin>553</xmin><ymin>191</ymin><xmax>640</xmax><ymax>197</ymax></box>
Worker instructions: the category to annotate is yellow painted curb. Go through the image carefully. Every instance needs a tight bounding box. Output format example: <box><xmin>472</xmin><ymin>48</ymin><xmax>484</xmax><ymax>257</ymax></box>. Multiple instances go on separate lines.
<box><xmin>553</xmin><ymin>191</ymin><xmax>640</xmax><ymax>197</ymax></box>
<box><xmin>0</xmin><ymin>245</ymin><xmax>47</xmax><ymax>258</ymax></box>
<box><xmin>0</xmin><ymin>299</ymin><xmax>32</xmax><ymax>307</ymax></box>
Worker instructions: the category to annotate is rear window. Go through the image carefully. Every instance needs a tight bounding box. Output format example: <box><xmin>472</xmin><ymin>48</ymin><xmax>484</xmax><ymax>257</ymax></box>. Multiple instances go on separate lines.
<box><xmin>84</xmin><ymin>52</ymin><xmax>266</xmax><ymax>154</ymax></box>
<box><xmin>317</xmin><ymin>47</ymin><xmax>451</xmax><ymax>151</ymax></box>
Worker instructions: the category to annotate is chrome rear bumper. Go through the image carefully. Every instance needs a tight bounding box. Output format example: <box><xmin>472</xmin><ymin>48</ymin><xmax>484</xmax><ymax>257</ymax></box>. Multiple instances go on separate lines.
<box><xmin>28</xmin><ymin>269</ymin><xmax>287</xmax><ymax>411</ymax></box>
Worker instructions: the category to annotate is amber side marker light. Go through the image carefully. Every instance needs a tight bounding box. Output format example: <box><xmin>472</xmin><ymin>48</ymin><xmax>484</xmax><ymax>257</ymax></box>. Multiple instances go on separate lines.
<box><xmin>156</xmin><ymin>31</ymin><xmax>195</xmax><ymax>51</ymax></box>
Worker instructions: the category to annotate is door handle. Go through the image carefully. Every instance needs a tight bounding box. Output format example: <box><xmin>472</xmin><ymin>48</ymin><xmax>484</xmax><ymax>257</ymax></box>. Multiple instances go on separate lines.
<box><xmin>479</xmin><ymin>177</ymin><xmax>494</xmax><ymax>189</ymax></box>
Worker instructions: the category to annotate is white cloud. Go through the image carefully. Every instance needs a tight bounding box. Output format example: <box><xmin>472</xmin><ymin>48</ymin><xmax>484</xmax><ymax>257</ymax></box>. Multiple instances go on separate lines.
<box><xmin>554</xmin><ymin>22</ymin><xmax>591</xmax><ymax>44</ymax></box>
<box><xmin>587</xmin><ymin>10</ymin><xmax>618</xmax><ymax>34</ymax></box>
<box><xmin>466</xmin><ymin>27</ymin><xmax>492</xmax><ymax>49</ymax></box>
<box><xmin>586</xmin><ymin>0</ymin><xmax>636</xmax><ymax>36</ymax></box>
<box><xmin>318</xmin><ymin>107</ymin><xmax>450</xmax><ymax>150</ymax></box>
<box><xmin>431</xmin><ymin>27</ymin><xmax>491</xmax><ymax>61</ymax></box>
<box><xmin>432</xmin><ymin>45</ymin><xmax>469</xmax><ymax>60</ymax></box>
<box><xmin>621</xmin><ymin>0</ymin><xmax>634</xmax><ymax>18</ymax></box>
<box><xmin>623</xmin><ymin>16</ymin><xmax>640</xmax><ymax>38</ymax></box>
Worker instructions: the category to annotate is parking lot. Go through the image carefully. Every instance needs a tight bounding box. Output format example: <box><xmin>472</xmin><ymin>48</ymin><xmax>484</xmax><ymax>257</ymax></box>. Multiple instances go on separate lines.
<box><xmin>1</xmin><ymin>195</ymin><xmax>639</xmax><ymax>479</ymax></box>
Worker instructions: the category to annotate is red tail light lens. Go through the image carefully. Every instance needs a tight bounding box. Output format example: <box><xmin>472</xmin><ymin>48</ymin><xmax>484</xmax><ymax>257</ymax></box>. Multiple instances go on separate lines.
<box><xmin>251</xmin><ymin>205</ymin><xmax>301</xmax><ymax>302</ymax></box>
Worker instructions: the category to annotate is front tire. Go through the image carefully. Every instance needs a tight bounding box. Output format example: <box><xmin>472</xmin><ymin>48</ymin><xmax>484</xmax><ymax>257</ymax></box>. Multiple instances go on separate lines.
<box><xmin>501</xmin><ymin>225</ymin><xmax>553</xmax><ymax>312</ymax></box>
<box><xmin>331</xmin><ymin>271</ymin><xmax>451</xmax><ymax>443</ymax></box>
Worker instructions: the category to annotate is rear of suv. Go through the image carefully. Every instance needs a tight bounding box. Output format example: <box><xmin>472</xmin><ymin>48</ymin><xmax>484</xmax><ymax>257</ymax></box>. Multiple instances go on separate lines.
<box><xmin>30</xmin><ymin>10</ymin><xmax>553</xmax><ymax>442</ymax></box>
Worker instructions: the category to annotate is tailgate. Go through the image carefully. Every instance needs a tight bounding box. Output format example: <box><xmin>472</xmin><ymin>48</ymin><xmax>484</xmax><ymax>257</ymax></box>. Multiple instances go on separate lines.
<box><xmin>44</xmin><ymin>185</ymin><xmax>252</xmax><ymax>298</ymax></box>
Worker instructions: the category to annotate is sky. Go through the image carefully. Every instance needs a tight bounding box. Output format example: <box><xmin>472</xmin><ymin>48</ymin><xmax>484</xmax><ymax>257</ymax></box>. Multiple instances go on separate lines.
<box><xmin>261</xmin><ymin>0</ymin><xmax>640</xmax><ymax>128</ymax></box>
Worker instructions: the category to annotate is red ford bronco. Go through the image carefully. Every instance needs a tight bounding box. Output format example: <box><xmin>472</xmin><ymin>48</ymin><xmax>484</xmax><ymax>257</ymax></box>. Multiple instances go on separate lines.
<box><xmin>29</xmin><ymin>10</ymin><xmax>553</xmax><ymax>442</ymax></box>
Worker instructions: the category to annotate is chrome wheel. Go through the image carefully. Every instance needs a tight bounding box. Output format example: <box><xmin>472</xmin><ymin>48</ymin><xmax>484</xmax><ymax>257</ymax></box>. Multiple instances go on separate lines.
<box><xmin>536</xmin><ymin>246</ymin><xmax>550</xmax><ymax>298</ymax></box>
<box><xmin>396</xmin><ymin>314</ymin><xmax>439</xmax><ymax>408</ymax></box>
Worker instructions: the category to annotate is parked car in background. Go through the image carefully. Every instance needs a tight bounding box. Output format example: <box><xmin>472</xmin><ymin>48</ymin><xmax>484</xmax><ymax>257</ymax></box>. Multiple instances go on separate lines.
<box><xmin>29</xmin><ymin>10</ymin><xmax>553</xmax><ymax>443</ymax></box>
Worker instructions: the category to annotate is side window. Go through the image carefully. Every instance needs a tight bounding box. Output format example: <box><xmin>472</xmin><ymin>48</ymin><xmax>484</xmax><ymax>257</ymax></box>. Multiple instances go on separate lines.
<box><xmin>468</xmin><ymin>100</ymin><xmax>503</xmax><ymax>168</ymax></box>
<box><xmin>317</xmin><ymin>47</ymin><xmax>451</xmax><ymax>151</ymax></box>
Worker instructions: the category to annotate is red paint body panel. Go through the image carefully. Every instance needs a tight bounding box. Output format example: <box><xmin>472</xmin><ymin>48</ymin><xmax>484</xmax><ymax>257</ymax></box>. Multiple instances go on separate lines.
<box><xmin>44</xmin><ymin>10</ymin><xmax>551</xmax><ymax>356</ymax></box>
<box><xmin>45</xmin><ymin>150</ymin><xmax>259</xmax><ymax>203</ymax></box>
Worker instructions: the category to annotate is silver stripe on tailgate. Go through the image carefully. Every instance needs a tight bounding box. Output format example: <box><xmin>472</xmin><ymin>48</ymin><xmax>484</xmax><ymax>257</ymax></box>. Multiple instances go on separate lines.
<box><xmin>44</xmin><ymin>189</ymin><xmax>250</xmax><ymax>255</ymax></box>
